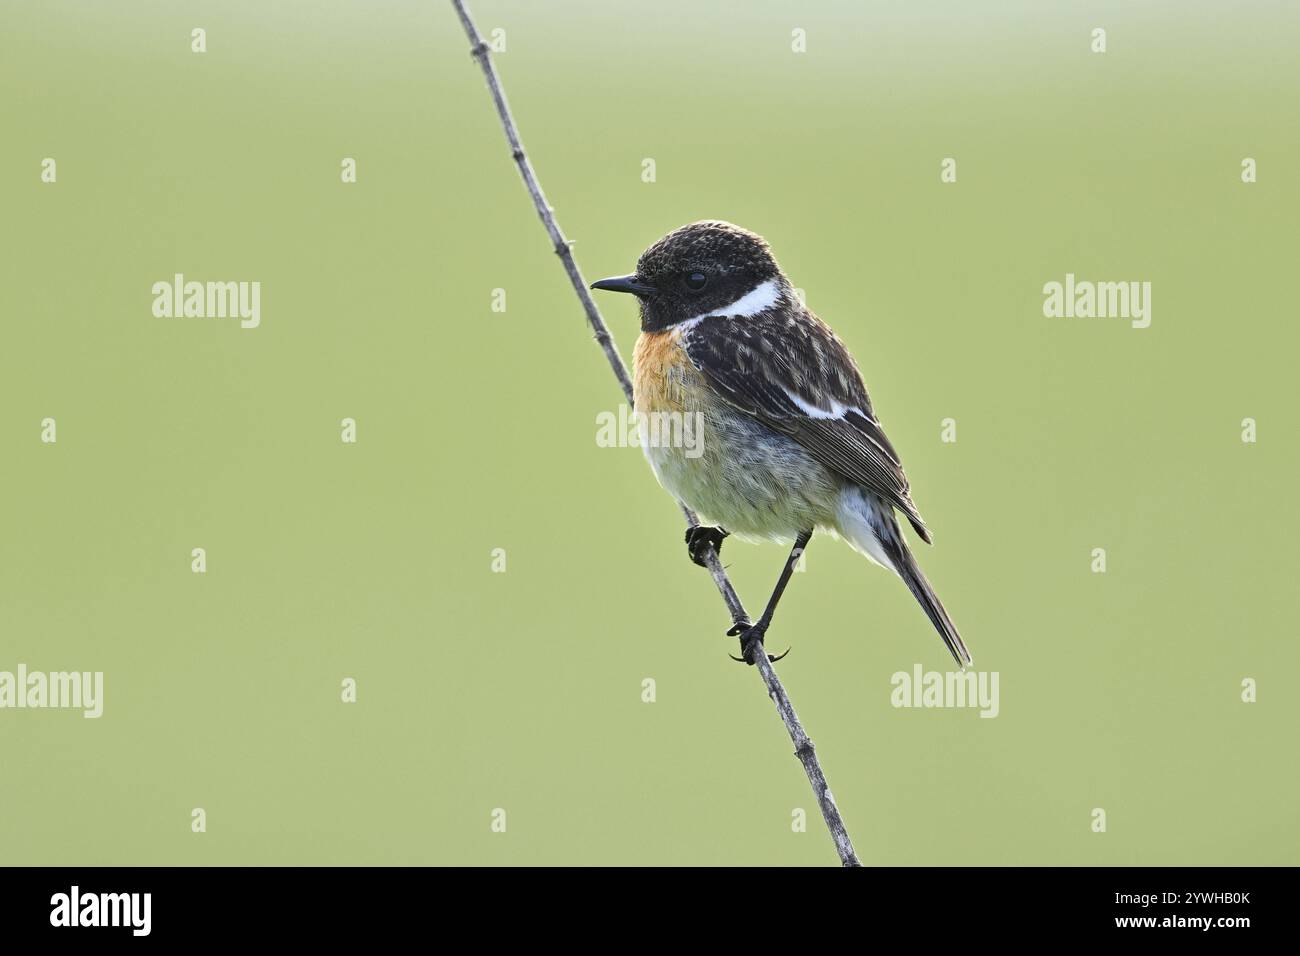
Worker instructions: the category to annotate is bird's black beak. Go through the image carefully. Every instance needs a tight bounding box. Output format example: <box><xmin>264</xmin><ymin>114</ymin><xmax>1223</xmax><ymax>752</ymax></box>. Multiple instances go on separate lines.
<box><xmin>590</xmin><ymin>274</ymin><xmax>656</xmax><ymax>297</ymax></box>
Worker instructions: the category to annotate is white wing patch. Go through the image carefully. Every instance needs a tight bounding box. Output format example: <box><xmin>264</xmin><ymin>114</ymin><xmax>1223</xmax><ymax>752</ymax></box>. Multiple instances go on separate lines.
<box><xmin>781</xmin><ymin>387</ymin><xmax>866</xmax><ymax>421</ymax></box>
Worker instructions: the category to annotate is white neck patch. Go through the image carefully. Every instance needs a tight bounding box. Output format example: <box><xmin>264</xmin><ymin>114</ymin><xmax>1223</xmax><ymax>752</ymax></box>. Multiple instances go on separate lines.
<box><xmin>682</xmin><ymin>278</ymin><xmax>781</xmax><ymax>328</ymax></box>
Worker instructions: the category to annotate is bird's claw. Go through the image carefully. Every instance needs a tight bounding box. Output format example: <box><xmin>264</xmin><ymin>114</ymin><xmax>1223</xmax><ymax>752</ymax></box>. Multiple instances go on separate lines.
<box><xmin>726</xmin><ymin>620</ymin><xmax>790</xmax><ymax>665</ymax></box>
<box><xmin>727</xmin><ymin>645</ymin><xmax>791</xmax><ymax>665</ymax></box>
<box><xmin>685</xmin><ymin>525</ymin><xmax>728</xmax><ymax>568</ymax></box>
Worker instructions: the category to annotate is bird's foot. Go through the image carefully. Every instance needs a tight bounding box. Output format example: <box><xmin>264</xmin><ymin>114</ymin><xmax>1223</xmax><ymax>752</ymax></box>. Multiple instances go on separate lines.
<box><xmin>685</xmin><ymin>525</ymin><xmax>728</xmax><ymax>568</ymax></box>
<box><xmin>726</xmin><ymin>620</ymin><xmax>790</xmax><ymax>665</ymax></box>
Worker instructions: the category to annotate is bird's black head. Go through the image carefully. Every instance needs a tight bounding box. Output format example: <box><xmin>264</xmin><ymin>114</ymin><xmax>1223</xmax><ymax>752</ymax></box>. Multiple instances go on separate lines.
<box><xmin>592</xmin><ymin>221</ymin><xmax>786</xmax><ymax>332</ymax></box>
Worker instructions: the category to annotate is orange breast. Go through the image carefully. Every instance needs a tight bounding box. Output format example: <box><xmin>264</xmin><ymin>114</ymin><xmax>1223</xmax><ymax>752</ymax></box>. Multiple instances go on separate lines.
<box><xmin>633</xmin><ymin>329</ymin><xmax>690</xmax><ymax>413</ymax></box>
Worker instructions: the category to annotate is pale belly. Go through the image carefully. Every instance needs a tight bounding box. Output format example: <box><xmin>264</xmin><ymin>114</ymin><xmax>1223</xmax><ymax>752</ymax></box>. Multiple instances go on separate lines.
<box><xmin>633</xmin><ymin>330</ymin><xmax>842</xmax><ymax>541</ymax></box>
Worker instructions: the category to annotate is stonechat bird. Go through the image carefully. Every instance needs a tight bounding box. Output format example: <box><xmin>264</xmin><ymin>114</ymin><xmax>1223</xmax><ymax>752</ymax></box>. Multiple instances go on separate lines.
<box><xmin>592</xmin><ymin>220</ymin><xmax>970</xmax><ymax>668</ymax></box>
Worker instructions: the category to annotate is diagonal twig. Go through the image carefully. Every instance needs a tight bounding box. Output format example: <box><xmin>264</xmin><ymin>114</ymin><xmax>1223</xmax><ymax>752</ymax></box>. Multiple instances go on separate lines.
<box><xmin>450</xmin><ymin>0</ymin><xmax>860</xmax><ymax>867</ymax></box>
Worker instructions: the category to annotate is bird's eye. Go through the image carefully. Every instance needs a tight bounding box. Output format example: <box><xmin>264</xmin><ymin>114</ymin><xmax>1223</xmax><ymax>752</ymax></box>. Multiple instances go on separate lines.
<box><xmin>685</xmin><ymin>271</ymin><xmax>708</xmax><ymax>292</ymax></box>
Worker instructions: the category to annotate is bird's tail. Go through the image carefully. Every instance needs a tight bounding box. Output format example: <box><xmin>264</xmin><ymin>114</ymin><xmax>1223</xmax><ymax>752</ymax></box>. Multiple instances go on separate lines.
<box><xmin>891</xmin><ymin>542</ymin><xmax>971</xmax><ymax>669</ymax></box>
<box><xmin>835</xmin><ymin>487</ymin><xmax>972</xmax><ymax>668</ymax></box>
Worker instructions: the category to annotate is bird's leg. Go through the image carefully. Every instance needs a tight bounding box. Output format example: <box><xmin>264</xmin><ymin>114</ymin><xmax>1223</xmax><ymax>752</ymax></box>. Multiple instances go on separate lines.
<box><xmin>685</xmin><ymin>525</ymin><xmax>729</xmax><ymax>568</ymax></box>
<box><xmin>728</xmin><ymin>529</ymin><xmax>812</xmax><ymax>665</ymax></box>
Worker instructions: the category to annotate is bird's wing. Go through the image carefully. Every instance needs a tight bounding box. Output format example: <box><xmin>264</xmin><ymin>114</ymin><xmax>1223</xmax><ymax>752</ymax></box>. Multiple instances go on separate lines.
<box><xmin>682</xmin><ymin>309</ymin><xmax>932</xmax><ymax>543</ymax></box>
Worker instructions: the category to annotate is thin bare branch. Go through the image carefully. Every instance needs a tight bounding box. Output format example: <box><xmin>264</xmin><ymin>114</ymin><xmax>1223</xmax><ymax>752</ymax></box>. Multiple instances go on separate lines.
<box><xmin>450</xmin><ymin>0</ymin><xmax>860</xmax><ymax>867</ymax></box>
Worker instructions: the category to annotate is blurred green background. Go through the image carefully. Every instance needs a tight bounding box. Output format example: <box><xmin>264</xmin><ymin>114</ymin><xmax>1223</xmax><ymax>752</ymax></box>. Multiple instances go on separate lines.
<box><xmin>2</xmin><ymin>0</ymin><xmax>1296</xmax><ymax>866</ymax></box>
